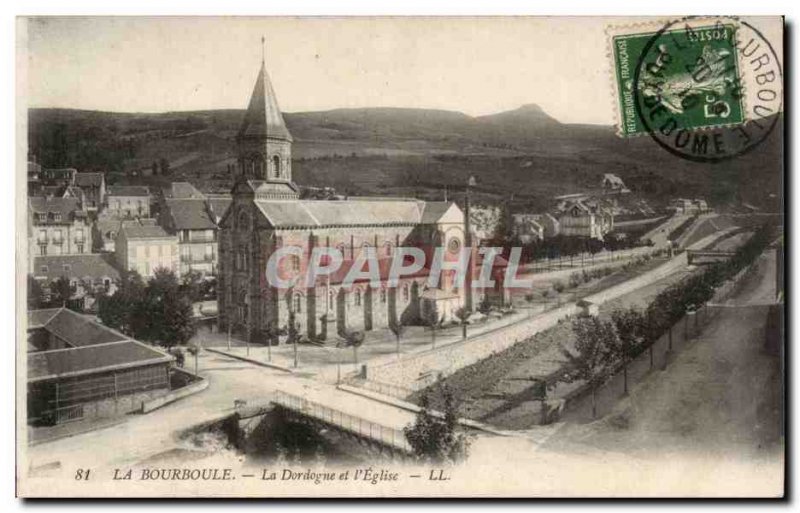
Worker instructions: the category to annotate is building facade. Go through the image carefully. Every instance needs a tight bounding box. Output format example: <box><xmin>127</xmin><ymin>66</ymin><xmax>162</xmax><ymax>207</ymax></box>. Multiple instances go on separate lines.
<box><xmin>28</xmin><ymin>197</ymin><xmax>92</xmax><ymax>258</ymax></box>
<box><xmin>106</xmin><ymin>186</ymin><xmax>151</xmax><ymax>218</ymax></box>
<box><xmin>218</xmin><ymin>59</ymin><xmax>478</xmax><ymax>344</ymax></box>
<box><xmin>115</xmin><ymin>219</ymin><xmax>179</xmax><ymax>278</ymax></box>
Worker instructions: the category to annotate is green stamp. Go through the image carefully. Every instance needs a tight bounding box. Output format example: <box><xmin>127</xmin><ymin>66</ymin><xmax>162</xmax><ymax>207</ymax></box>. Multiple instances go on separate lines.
<box><xmin>613</xmin><ymin>23</ymin><xmax>744</xmax><ymax>138</ymax></box>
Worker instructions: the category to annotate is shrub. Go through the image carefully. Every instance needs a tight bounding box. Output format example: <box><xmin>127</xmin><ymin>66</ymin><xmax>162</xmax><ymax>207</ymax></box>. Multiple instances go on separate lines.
<box><xmin>552</xmin><ymin>280</ymin><xmax>565</xmax><ymax>293</ymax></box>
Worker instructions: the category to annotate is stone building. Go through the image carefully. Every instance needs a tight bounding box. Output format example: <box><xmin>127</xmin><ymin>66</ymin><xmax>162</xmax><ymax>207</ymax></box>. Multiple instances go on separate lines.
<box><xmin>115</xmin><ymin>218</ymin><xmax>179</xmax><ymax>278</ymax></box>
<box><xmin>28</xmin><ymin>197</ymin><xmax>92</xmax><ymax>258</ymax></box>
<box><xmin>27</xmin><ymin>308</ymin><xmax>173</xmax><ymax>425</ymax></box>
<box><xmin>218</xmin><ymin>59</ymin><xmax>480</xmax><ymax>344</ymax></box>
<box><xmin>106</xmin><ymin>185</ymin><xmax>151</xmax><ymax>218</ymax></box>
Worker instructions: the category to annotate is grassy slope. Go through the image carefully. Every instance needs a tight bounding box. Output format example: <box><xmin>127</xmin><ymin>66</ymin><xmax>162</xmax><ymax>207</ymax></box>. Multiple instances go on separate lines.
<box><xmin>27</xmin><ymin>106</ymin><xmax>783</xmax><ymax>212</ymax></box>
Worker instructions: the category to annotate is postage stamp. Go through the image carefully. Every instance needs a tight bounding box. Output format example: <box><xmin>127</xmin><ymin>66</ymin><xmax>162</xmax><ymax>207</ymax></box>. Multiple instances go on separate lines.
<box><xmin>609</xmin><ymin>16</ymin><xmax>782</xmax><ymax>163</ymax></box>
<box><xmin>612</xmin><ymin>22</ymin><xmax>744</xmax><ymax>137</ymax></box>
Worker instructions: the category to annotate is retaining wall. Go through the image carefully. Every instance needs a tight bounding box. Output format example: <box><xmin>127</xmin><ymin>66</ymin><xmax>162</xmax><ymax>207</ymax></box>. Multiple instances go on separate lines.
<box><xmin>141</xmin><ymin>370</ymin><xmax>209</xmax><ymax>414</ymax></box>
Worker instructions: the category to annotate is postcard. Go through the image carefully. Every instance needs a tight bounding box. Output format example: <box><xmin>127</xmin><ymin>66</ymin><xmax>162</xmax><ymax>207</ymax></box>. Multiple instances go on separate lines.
<box><xmin>16</xmin><ymin>15</ymin><xmax>784</xmax><ymax>498</ymax></box>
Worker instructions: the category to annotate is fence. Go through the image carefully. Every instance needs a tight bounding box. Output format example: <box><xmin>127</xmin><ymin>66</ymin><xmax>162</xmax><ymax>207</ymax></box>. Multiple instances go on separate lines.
<box><xmin>343</xmin><ymin>378</ymin><xmax>415</xmax><ymax>401</ymax></box>
<box><xmin>271</xmin><ymin>390</ymin><xmax>412</xmax><ymax>453</ymax></box>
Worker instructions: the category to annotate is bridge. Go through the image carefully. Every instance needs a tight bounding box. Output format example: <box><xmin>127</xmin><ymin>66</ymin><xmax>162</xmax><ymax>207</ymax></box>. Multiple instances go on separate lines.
<box><xmin>687</xmin><ymin>249</ymin><xmax>735</xmax><ymax>265</ymax></box>
<box><xmin>270</xmin><ymin>390</ymin><xmax>414</xmax><ymax>456</ymax></box>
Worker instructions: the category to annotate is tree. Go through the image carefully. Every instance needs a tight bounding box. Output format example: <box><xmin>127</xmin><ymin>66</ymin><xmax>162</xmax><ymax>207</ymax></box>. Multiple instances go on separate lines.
<box><xmin>159</xmin><ymin>157</ymin><xmax>171</xmax><ymax>176</ymax></box>
<box><xmin>454</xmin><ymin>306</ymin><xmax>471</xmax><ymax>339</ymax></box>
<box><xmin>388</xmin><ymin>318</ymin><xmax>406</xmax><ymax>356</ymax></box>
<box><xmin>50</xmin><ymin>276</ymin><xmax>72</xmax><ymax>307</ymax></box>
<box><xmin>159</xmin><ymin>294</ymin><xmax>196</xmax><ymax>350</ymax></box>
<box><xmin>608</xmin><ymin>308</ymin><xmax>645</xmax><ymax>395</ymax></box>
<box><xmin>404</xmin><ymin>384</ymin><xmax>470</xmax><ymax>462</ymax></box>
<box><xmin>560</xmin><ymin>316</ymin><xmax>616</xmax><ymax>419</ymax></box>
<box><xmin>180</xmin><ymin>270</ymin><xmax>205</xmax><ymax>303</ymax></box>
<box><xmin>425</xmin><ymin>307</ymin><xmax>443</xmax><ymax>349</ymax></box>
<box><xmin>342</xmin><ymin>330</ymin><xmax>365</xmax><ymax>364</ymax></box>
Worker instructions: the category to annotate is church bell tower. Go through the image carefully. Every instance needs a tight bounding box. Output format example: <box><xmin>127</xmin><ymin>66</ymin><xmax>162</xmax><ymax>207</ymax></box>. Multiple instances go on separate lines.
<box><xmin>236</xmin><ymin>40</ymin><xmax>294</xmax><ymax>189</ymax></box>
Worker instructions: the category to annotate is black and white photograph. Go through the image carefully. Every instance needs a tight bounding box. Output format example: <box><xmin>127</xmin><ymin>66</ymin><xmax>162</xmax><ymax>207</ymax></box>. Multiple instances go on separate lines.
<box><xmin>14</xmin><ymin>15</ymin><xmax>785</xmax><ymax>498</ymax></box>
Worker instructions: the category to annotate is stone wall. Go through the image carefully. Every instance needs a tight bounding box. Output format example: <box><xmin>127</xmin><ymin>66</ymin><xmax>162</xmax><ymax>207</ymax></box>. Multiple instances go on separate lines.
<box><xmin>369</xmin><ymin>251</ymin><xmax>698</xmax><ymax>390</ymax></box>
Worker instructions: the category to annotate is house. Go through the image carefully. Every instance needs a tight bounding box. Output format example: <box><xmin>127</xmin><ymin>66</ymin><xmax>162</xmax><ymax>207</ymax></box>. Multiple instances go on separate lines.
<box><xmin>602</xmin><ymin>173</ymin><xmax>627</xmax><ymax>190</ymax></box>
<box><xmin>40</xmin><ymin>167</ymin><xmax>77</xmax><ymax>186</ymax></box>
<box><xmin>115</xmin><ymin>218</ymin><xmax>178</xmax><ymax>278</ymax></box>
<box><xmin>93</xmin><ymin>212</ymin><xmax>123</xmax><ymax>252</ymax></box>
<box><xmin>26</xmin><ymin>308</ymin><xmax>174</xmax><ymax>425</ymax></box>
<box><xmin>160</xmin><ymin>197</ymin><xmax>219</xmax><ymax>276</ymax></box>
<box><xmin>557</xmin><ymin>200</ymin><xmax>613</xmax><ymax>240</ymax></box>
<box><xmin>511</xmin><ymin>214</ymin><xmax>545</xmax><ymax>243</ymax></box>
<box><xmin>668</xmin><ymin>198</ymin><xmax>710</xmax><ymax>214</ymax></box>
<box><xmin>28</xmin><ymin>197</ymin><xmax>92</xmax><ymax>257</ymax></box>
<box><xmin>74</xmin><ymin>172</ymin><xmax>106</xmax><ymax>212</ymax></box>
<box><xmin>31</xmin><ymin>253</ymin><xmax>121</xmax><ymax>310</ymax></box>
<box><xmin>106</xmin><ymin>185</ymin><xmax>151</xmax><ymax>218</ymax></box>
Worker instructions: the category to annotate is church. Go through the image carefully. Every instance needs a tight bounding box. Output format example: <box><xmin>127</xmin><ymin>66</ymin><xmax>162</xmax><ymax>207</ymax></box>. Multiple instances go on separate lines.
<box><xmin>218</xmin><ymin>57</ymin><xmax>503</xmax><ymax>344</ymax></box>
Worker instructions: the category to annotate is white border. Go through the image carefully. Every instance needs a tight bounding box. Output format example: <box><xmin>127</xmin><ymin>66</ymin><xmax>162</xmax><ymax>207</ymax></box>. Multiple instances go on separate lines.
<box><xmin>2</xmin><ymin>1</ymin><xmax>794</xmax><ymax>511</ymax></box>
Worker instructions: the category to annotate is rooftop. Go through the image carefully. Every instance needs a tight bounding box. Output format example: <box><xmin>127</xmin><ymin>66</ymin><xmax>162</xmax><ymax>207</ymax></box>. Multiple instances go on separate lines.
<box><xmin>27</xmin><ymin>308</ymin><xmax>173</xmax><ymax>382</ymax></box>
<box><xmin>163</xmin><ymin>199</ymin><xmax>217</xmax><ymax>230</ymax></box>
<box><xmin>33</xmin><ymin>254</ymin><xmax>120</xmax><ymax>282</ymax></box>
<box><xmin>107</xmin><ymin>185</ymin><xmax>150</xmax><ymax>197</ymax></box>
<box><xmin>119</xmin><ymin>219</ymin><xmax>174</xmax><ymax>240</ymax></box>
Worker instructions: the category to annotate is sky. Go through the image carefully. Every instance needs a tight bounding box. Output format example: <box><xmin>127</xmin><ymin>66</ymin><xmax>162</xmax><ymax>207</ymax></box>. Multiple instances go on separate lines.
<box><xmin>21</xmin><ymin>16</ymin><xmax>782</xmax><ymax>125</ymax></box>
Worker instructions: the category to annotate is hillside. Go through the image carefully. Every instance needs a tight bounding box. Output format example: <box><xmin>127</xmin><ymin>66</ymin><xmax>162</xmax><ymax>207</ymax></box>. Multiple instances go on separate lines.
<box><xmin>27</xmin><ymin>105</ymin><xmax>783</xmax><ymax>213</ymax></box>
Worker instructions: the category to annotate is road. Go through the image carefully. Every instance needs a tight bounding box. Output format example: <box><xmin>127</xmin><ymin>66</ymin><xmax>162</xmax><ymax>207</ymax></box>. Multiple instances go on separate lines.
<box><xmin>543</xmin><ymin>248</ymin><xmax>783</xmax><ymax>463</ymax></box>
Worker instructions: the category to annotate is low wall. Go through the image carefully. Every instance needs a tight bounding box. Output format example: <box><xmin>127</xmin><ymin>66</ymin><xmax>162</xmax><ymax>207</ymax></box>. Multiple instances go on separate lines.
<box><xmin>141</xmin><ymin>370</ymin><xmax>208</xmax><ymax>414</ymax></box>
<box><xmin>369</xmin><ymin>225</ymin><xmax>745</xmax><ymax>391</ymax></box>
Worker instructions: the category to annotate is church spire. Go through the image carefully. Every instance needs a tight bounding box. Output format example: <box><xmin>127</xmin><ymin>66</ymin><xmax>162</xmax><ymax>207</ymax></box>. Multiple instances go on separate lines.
<box><xmin>237</xmin><ymin>40</ymin><xmax>292</xmax><ymax>142</ymax></box>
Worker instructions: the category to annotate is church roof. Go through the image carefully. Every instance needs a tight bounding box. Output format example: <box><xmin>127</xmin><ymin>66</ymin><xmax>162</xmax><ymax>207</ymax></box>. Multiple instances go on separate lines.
<box><xmin>252</xmin><ymin>199</ymin><xmax>461</xmax><ymax>229</ymax></box>
<box><xmin>238</xmin><ymin>61</ymin><xmax>292</xmax><ymax>141</ymax></box>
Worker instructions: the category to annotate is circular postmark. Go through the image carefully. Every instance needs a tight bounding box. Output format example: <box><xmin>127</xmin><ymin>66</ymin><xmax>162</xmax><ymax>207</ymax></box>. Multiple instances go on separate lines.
<box><xmin>631</xmin><ymin>16</ymin><xmax>782</xmax><ymax>163</ymax></box>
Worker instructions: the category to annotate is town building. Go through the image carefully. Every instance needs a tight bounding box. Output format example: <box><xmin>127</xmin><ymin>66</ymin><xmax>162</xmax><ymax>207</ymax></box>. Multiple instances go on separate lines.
<box><xmin>602</xmin><ymin>173</ymin><xmax>627</xmax><ymax>191</ymax></box>
<box><xmin>668</xmin><ymin>198</ymin><xmax>711</xmax><ymax>214</ymax></box>
<box><xmin>218</xmin><ymin>58</ymin><xmax>484</xmax><ymax>343</ymax></box>
<box><xmin>31</xmin><ymin>254</ymin><xmax>120</xmax><ymax>310</ymax></box>
<box><xmin>106</xmin><ymin>185</ymin><xmax>151</xmax><ymax>218</ymax></box>
<box><xmin>39</xmin><ymin>167</ymin><xmax>77</xmax><ymax>186</ymax></box>
<box><xmin>27</xmin><ymin>308</ymin><xmax>174</xmax><ymax>425</ymax></box>
<box><xmin>511</xmin><ymin>214</ymin><xmax>545</xmax><ymax>243</ymax></box>
<box><xmin>93</xmin><ymin>212</ymin><xmax>123</xmax><ymax>252</ymax></box>
<box><xmin>74</xmin><ymin>172</ymin><xmax>106</xmax><ymax>213</ymax></box>
<box><xmin>557</xmin><ymin>200</ymin><xmax>614</xmax><ymax>240</ymax></box>
<box><xmin>160</xmin><ymin>195</ymin><xmax>219</xmax><ymax>276</ymax></box>
<box><xmin>28</xmin><ymin>197</ymin><xmax>92</xmax><ymax>258</ymax></box>
<box><xmin>115</xmin><ymin>218</ymin><xmax>179</xmax><ymax>278</ymax></box>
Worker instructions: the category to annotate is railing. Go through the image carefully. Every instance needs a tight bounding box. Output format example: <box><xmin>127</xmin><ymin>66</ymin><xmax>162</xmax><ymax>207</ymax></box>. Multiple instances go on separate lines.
<box><xmin>271</xmin><ymin>390</ymin><xmax>412</xmax><ymax>453</ymax></box>
<box><xmin>46</xmin><ymin>404</ymin><xmax>85</xmax><ymax>425</ymax></box>
<box><xmin>345</xmin><ymin>378</ymin><xmax>414</xmax><ymax>401</ymax></box>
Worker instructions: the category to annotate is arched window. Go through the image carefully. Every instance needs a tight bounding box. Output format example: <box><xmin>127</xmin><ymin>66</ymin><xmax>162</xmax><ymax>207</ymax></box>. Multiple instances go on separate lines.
<box><xmin>292</xmin><ymin>293</ymin><xmax>302</xmax><ymax>314</ymax></box>
<box><xmin>289</xmin><ymin>254</ymin><xmax>301</xmax><ymax>272</ymax></box>
<box><xmin>273</xmin><ymin>155</ymin><xmax>281</xmax><ymax>178</ymax></box>
<box><xmin>238</xmin><ymin>209</ymin><xmax>250</xmax><ymax>231</ymax></box>
<box><xmin>328</xmin><ymin>289</ymin><xmax>335</xmax><ymax>309</ymax></box>
<box><xmin>354</xmin><ymin>289</ymin><xmax>362</xmax><ymax>307</ymax></box>
<box><xmin>383</xmin><ymin>241</ymin><xmax>393</xmax><ymax>257</ymax></box>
